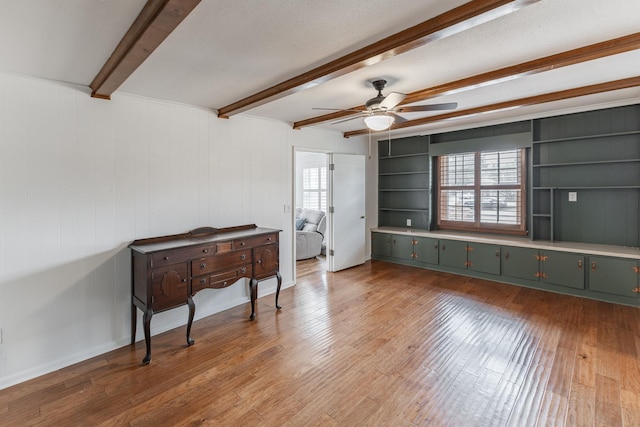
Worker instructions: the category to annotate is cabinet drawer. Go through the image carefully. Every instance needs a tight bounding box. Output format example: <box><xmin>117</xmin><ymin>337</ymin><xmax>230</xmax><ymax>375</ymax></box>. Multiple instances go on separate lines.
<box><xmin>150</xmin><ymin>262</ymin><xmax>189</xmax><ymax>310</ymax></box>
<box><xmin>192</xmin><ymin>249</ymin><xmax>252</xmax><ymax>275</ymax></box>
<box><xmin>151</xmin><ymin>244</ymin><xmax>216</xmax><ymax>267</ymax></box>
<box><xmin>234</xmin><ymin>233</ymin><xmax>278</xmax><ymax>250</ymax></box>
<box><xmin>192</xmin><ymin>266</ymin><xmax>252</xmax><ymax>293</ymax></box>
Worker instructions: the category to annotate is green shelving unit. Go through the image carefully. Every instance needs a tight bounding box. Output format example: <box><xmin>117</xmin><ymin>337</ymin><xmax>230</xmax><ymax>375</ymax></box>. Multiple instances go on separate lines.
<box><xmin>378</xmin><ymin>136</ymin><xmax>430</xmax><ymax>229</ymax></box>
<box><xmin>531</xmin><ymin>104</ymin><xmax>640</xmax><ymax>246</ymax></box>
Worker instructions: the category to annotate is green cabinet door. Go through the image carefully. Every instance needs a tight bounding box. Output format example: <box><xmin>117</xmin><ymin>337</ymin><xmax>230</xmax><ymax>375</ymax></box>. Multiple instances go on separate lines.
<box><xmin>391</xmin><ymin>234</ymin><xmax>414</xmax><ymax>261</ymax></box>
<box><xmin>502</xmin><ymin>246</ymin><xmax>539</xmax><ymax>281</ymax></box>
<box><xmin>588</xmin><ymin>256</ymin><xmax>639</xmax><ymax>298</ymax></box>
<box><xmin>467</xmin><ymin>242</ymin><xmax>501</xmax><ymax>275</ymax></box>
<box><xmin>413</xmin><ymin>236</ymin><xmax>439</xmax><ymax>265</ymax></box>
<box><xmin>371</xmin><ymin>232</ymin><xmax>391</xmax><ymax>258</ymax></box>
<box><xmin>439</xmin><ymin>239</ymin><xmax>468</xmax><ymax>269</ymax></box>
<box><xmin>541</xmin><ymin>251</ymin><xmax>585</xmax><ymax>289</ymax></box>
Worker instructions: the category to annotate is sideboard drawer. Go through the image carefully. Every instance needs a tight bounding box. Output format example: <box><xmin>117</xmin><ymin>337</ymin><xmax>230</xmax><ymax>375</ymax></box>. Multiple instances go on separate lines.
<box><xmin>192</xmin><ymin>249</ymin><xmax>252</xmax><ymax>275</ymax></box>
<box><xmin>234</xmin><ymin>233</ymin><xmax>278</xmax><ymax>249</ymax></box>
<box><xmin>192</xmin><ymin>266</ymin><xmax>253</xmax><ymax>293</ymax></box>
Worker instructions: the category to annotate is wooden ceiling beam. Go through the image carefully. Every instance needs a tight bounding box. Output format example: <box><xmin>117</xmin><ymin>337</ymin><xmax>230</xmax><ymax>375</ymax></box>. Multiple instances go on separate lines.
<box><xmin>343</xmin><ymin>76</ymin><xmax>640</xmax><ymax>137</ymax></box>
<box><xmin>90</xmin><ymin>0</ymin><xmax>201</xmax><ymax>100</ymax></box>
<box><xmin>216</xmin><ymin>0</ymin><xmax>540</xmax><ymax>118</ymax></box>
<box><xmin>295</xmin><ymin>32</ymin><xmax>640</xmax><ymax>129</ymax></box>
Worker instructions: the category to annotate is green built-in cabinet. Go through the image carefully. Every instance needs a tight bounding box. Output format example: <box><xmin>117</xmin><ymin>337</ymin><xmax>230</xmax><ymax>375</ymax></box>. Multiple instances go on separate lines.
<box><xmin>378</xmin><ymin>136</ymin><xmax>431</xmax><ymax>230</ymax></box>
<box><xmin>372</xmin><ymin>230</ymin><xmax>640</xmax><ymax>307</ymax></box>
<box><xmin>377</xmin><ymin>104</ymin><xmax>640</xmax><ymax>249</ymax></box>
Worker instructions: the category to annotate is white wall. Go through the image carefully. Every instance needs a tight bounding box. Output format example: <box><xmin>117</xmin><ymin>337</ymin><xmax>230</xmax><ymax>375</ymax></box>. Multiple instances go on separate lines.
<box><xmin>0</xmin><ymin>73</ymin><xmax>373</xmax><ymax>389</ymax></box>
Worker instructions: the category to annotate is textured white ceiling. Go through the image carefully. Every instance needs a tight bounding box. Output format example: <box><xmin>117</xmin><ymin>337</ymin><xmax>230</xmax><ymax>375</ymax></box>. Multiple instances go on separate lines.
<box><xmin>0</xmin><ymin>0</ymin><xmax>639</xmax><ymax>137</ymax></box>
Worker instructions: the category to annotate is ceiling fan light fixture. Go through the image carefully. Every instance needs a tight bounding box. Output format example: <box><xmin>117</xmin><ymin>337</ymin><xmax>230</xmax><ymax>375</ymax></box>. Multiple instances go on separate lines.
<box><xmin>364</xmin><ymin>113</ymin><xmax>394</xmax><ymax>131</ymax></box>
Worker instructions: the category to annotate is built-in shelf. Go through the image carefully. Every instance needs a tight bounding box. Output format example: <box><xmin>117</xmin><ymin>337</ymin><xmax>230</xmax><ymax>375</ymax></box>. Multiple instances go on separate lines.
<box><xmin>379</xmin><ymin>208</ymin><xmax>429</xmax><ymax>212</ymax></box>
<box><xmin>534</xmin><ymin>186</ymin><xmax>640</xmax><ymax>190</ymax></box>
<box><xmin>533</xmin><ymin>130</ymin><xmax>640</xmax><ymax>144</ymax></box>
<box><xmin>379</xmin><ymin>152</ymin><xmax>428</xmax><ymax>159</ymax></box>
<box><xmin>533</xmin><ymin>159</ymin><xmax>640</xmax><ymax>168</ymax></box>
<box><xmin>379</xmin><ymin>188</ymin><xmax>428</xmax><ymax>192</ymax></box>
<box><xmin>379</xmin><ymin>171</ymin><xmax>429</xmax><ymax>176</ymax></box>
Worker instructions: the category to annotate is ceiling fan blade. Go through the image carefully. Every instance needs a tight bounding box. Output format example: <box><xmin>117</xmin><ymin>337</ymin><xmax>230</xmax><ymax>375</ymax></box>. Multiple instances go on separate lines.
<box><xmin>379</xmin><ymin>92</ymin><xmax>406</xmax><ymax>110</ymax></box>
<box><xmin>331</xmin><ymin>114</ymin><xmax>367</xmax><ymax>125</ymax></box>
<box><xmin>396</xmin><ymin>102</ymin><xmax>458</xmax><ymax>113</ymax></box>
<box><xmin>389</xmin><ymin>112</ymin><xmax>407</xmax><ymax>124</ymax></box>
<box><xmin>312</xmin><ymin>107</ymin><xmax>364</xmax><ymax>113</ymax></box>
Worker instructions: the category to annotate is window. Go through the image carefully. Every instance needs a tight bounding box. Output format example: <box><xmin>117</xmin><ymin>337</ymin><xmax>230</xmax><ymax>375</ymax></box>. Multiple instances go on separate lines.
<box><xmin>437</xmin><ymin>149</ymin><xmax>526</xmax><ymax>234</ymax></box>
<box><xmin>302</xmin><ymin>166</ymin><xmax>327</xmax><ymax>211</ymax></box>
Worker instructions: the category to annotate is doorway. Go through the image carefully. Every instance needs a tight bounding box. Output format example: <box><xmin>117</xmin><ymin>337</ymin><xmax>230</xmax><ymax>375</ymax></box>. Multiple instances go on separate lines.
<box><xmin>294</xmin><ymin>150</ymin><xmax>329</xmax><ymax>279</ymax></box>
<box><xmin>293</xmin><ymin>149</ymin><xmax>367</xmax><ymax>280</ymax></box>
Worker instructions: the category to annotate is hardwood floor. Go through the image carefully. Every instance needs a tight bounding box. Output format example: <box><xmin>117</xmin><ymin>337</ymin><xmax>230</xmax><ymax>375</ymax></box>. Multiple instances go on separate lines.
<box><xmin>2</xmin><ymin>259</ymin><xmax>640</xmax><ymax>426</ymax></box>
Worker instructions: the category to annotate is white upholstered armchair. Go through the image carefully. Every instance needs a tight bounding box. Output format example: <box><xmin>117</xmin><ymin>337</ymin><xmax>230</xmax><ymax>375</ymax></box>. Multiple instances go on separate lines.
<box><xmin>295</xmin><ymin>208</ymin><xmax>326</xmax><ymax>260</ymax></box>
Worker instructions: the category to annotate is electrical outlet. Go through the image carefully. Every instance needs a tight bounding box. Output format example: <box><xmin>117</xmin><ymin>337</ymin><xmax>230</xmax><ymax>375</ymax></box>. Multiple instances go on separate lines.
<box><xmin>406</xmin><ymin>218</ymin><xmax>412</xmax><ymax>227</ymax></box>
<box><xmin>568</xmin><ymin>192</ymin><xmax>577</xmax><ymax>202</ymax></box>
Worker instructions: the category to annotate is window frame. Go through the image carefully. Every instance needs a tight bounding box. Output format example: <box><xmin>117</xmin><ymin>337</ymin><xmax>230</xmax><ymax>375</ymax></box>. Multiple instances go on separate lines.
<box><xmin>436</xmin><ymin>149</ymin><xmax>527</xmax><ymax>235</ymax></box>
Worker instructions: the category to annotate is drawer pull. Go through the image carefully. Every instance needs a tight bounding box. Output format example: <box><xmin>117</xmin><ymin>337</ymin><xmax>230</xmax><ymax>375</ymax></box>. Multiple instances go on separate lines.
<box><xmin>257</xmin><ymin>260</ymin><xmax>262</xmax><ymax>264</ymax></box>
<box><xmin>182</xmin><ymin>278</ymin><xmax>187</xmax><ymax>283</ymax></box>
<box><xmin>201</xmin><ymin>263</ymin><xmax>207</xmax><ymax>269</ymax></box>
<box><xmin>434</xmin><ymin>243</ymin><xmax>438</xmax><ymax>249</ymax></box>
<box><xmin>200</xmin><ymin>278</ymin><xmax>206</xmax><ymax>285</ymax></box>
<box><xmin>241</xmin><ymin>254</ymin><xmax>246</xmax><ymax>261</ymax></box>
<box><xmin>591</xmin><ymin>261</ymin><xmax>596</xmax><ymax>271</ymax></box>
<box><xmin>267</xmin><ymin>237</ymin><xmax>272</xmax><ymax>241</ymax></box>
<box><xmin>505</xmin><ymin>252</ymin><xmax>510</xmax><ymax>260</ymax></box>
<box><xmin>163</xmin><ymin>256</ymin><xmax>169</xmax><ymax>260</ymax></box>
<box><xmin>577</xmin><ymin>259</ymin><xmax>583</xmax><ymax>269</ymax></box>
<box><xmin>495</xmin><ymin>250</ymin><xmax>500</xmax><ymax>258</ymax></box>
<box><xmin>203</xmin><ymin>249</ymin><xmax>208</xmax><ymax>253</ymax></box>
<box><xmin>223</xmin><ymin>281</ymin><xmax>228</xmax><ymax>287</ymax></box>
<box><xmin>442</xmin><ymin>244</ymin><xmax>446</xmax><ymax>251</ymax></box>
<box><xmin>240</xmin><ymin>242</ymin><xmax>246</xmax><ymax>246</ymax></box>
<box><xmin>241</xmin><ymin>267</ymin><xmax>247</xmax><ymax>274</ymax></box>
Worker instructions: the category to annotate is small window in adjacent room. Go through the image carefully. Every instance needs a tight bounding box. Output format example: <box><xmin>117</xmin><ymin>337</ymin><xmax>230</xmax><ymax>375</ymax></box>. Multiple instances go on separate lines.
<box><xmin>302</xmin><ymin>166</ymin><xmax>327</xmax><ymax>212</ymax></box>
<box><xmin>437</xmin><ymin>149</ymin><xmax>526</xmax><ymax>234</ymax></box>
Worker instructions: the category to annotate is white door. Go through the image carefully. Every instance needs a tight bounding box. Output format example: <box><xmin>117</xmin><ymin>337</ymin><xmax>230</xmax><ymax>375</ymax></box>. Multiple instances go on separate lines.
<box><xmin>328</xmin><ymin>153</ymin><xmax>366</xmax><ymax>272</ymax></box>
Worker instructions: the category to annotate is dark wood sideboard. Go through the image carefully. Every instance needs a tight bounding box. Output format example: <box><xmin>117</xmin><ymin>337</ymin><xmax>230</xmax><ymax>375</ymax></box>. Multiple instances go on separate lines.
<box><xmin>129</xmin><ymin>224</ymin><xmax>282</xmax><ymax>364</ymax></box>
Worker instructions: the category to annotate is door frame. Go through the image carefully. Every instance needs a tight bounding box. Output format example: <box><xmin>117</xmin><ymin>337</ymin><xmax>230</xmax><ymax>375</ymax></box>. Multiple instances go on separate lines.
<box><xmin>292</xmin><ymin>147</ymin><xmax>331</xmax><ymax>282</ymax></box>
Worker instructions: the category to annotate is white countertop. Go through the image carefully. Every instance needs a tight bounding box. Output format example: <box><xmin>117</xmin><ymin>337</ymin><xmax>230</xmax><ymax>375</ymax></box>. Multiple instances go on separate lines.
<box><xmin>372</xmin><ymin>227</ymin><xmax>640</xmax><ymax>260</ymax></box>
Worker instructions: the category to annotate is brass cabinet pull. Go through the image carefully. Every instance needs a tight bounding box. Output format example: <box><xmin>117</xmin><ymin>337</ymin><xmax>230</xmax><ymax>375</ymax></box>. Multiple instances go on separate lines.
<box><xmin>434</xmin><ymin>243</ymin><xmax>438</xmax><ymax>249</ymax></box>
<box><xmin>442</xmin><ymin>244</ymin><xmax>446</xmax><ymax>251</ymax></box>
<box><xmin>633</xmin><ymin>287</ymin><xmax>640</xmax><ymax>294</ymax></box>
<box><xmin>505</xmin><ymin>252</ymin><xmax>510</xmax><ymax>260</ymax></box>
<box><xmin>495</xmin><ymin>250</ymin><xmax>500</xmax><ymax>258</ymax></box>
<box><xmin>591</xmin><ymin>261</ymin><xmax>596</xmax><ymax>271</ymax></box>
<box><xmin>577</xmin><ymin>259</ymin><xmax>583</xmax><ymax>269</ymax></box>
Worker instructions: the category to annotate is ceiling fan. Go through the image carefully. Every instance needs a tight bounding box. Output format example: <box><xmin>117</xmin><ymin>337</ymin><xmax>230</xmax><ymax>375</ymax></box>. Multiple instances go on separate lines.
<box><xmin>314</xmin><ymin>79</ymin><xmax>457</xmax><ymax>131</ymax></box>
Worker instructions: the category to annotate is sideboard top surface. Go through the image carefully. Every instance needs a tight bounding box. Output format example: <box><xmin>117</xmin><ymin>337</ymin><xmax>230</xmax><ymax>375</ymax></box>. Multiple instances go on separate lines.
<box><xmin>129</xmin><ymin>226</ymin><xmax>281</xmax><ymax>254</ymax></box>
